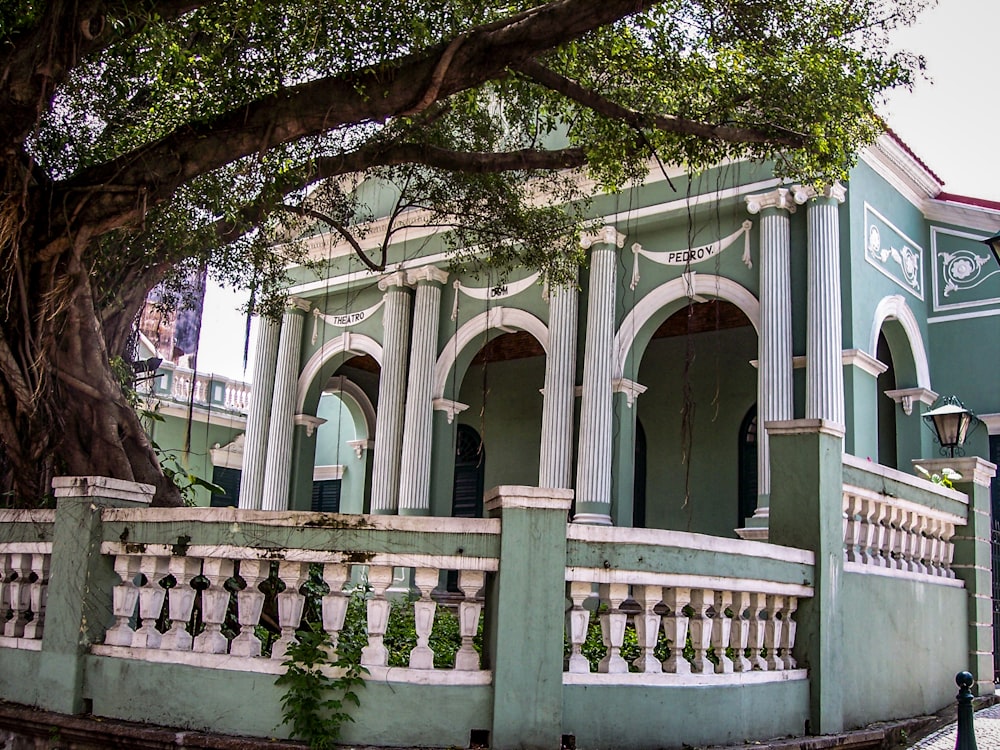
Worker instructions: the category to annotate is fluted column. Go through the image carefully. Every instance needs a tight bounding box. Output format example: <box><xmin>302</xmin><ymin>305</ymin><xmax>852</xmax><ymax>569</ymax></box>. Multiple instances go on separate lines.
<box><xmin>398</xmin><ymin>266</ymin><xmax>449</xmax><ymax>515</ymax></box>
<box><xmin>539</xmin><ymin>273</ymin><xmax>579</xmax><ymax>489</ymax></box>
<box><xmin>745</xmin><ymin>188</ymin><xmax>796</xmax><ymax>511</ymax></box>
<box><xmin>574</xmin><ymin>226</ymin><xmax>625</xmax><ymax>525</ymax></box>
<box><xmin>796</xmin><ymin>183</ymin><xmax>847</xmax><ymax>428</ymax></box>
<box><xmin>370</xmin><ymin>272</ymin><xmax>412</xmax><ymax>514</ymax></box>
<box><xmin>261</xmin><ymin>297</ymin><xmax>311</xmax><ymax>511</ymax></box>
<box><xmin>239</xmin><ymin>316</ymin><xmax>281</xmax><ymax>509</ymax></box>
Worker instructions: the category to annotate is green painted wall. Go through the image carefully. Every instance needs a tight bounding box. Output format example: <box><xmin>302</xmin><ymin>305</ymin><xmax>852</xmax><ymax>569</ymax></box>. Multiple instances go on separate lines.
<box><xmin>144</xmin><ymin>413</ymin><xmax>243</xmax><ymax>506</ymax></box>
<box><xmin>457</xmin><ymin>356</ymin><xmax>545</xmax><ymax>493</ymax></box>
<box><xmin>838</xmin><ymin>574</ymin><xmax>967</xmax><ymax>727</ymax></box>
<box><xmin>636</xmin><ymin>325</ymin><xmax>757</xmax><ymax>537</ymax></box>
<box><xmin>562</xmin><ymin>680</ymin><xmax>810</xmax><ymax>749</ymax></box>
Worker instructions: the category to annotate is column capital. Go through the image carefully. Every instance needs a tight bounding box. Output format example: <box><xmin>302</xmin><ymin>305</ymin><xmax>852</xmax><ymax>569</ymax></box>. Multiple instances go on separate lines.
<box><xmin>580</xmin><ymin>225</ymin><xmax>626</xmax><ymax>249</ymax></box>
<box><xmin>745</xmin><ymin>187</ymin><xmax>797</xmax><ymax>215</ymax></box>
<box><xmin>432</xmin><ymin>397</ymin><xmax>469</xmax><ymax>424</ymax></box>
<box><xmin>611</xmin><ymin>377</ymin><xmax>647</xmax><ymax>408</ymax></box>
<box><xmin>378</xmin><ymin>270</ymin><xmax>411</xmax><ymax>291</ymax></box>
<box><xmin>792</xmin><ymin>181</ymin><xmax>847</xmax><ymax>205</ymax></box>
<box><xmin>286</xmin><ymin>296</ymin><xmax>311</xmax><ymax>313</ymax></box>
<box><xmin>406</xmin><ymin>265</ymin><xmax>449</xmax><ymax>286</ymax></box>
<box><xmin>884</xmin><ymin>387</ymin><xmax>938</xmax><ymax>416</ymax></box>
<box><xmin>293</xmin><ymin>413</ymin><xmax>327</xmax><ymax>437</ymax></box>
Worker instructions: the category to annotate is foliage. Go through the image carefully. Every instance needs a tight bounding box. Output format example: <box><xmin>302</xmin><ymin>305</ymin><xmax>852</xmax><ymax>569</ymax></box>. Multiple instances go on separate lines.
<box><xmin>0</xmin><ymin>0</ymin><xmax>932</xmax><ymax>503</ymax></box>
<box><xmin>915</xmin><ymin>464</ymin><xmax>962</xmax><ymax>490</ymax></box>
<box><xmin>275</xmin><ymin>622</ymin><xmax>367</xmax><ymax>749</ymax></box>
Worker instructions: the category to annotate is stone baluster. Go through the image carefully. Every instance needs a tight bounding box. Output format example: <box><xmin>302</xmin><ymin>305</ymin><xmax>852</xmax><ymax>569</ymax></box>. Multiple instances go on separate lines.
<box><xmin>942</xmin><ymin>522</ymin><xmax>957</xmax><ymax>578</ymax></box>
<box><xmin>575</xmin><ymin>226</ymin><xmax>626</xmax><ymax>525</ymax></box>
<box><xmin>688</xmin><ymin>589</ymin><xmax>714</xmax><ymax>674</ymax></box>
<box><xmin>3</xmin><ymin>553</ymin><xmax>32</xmax><ymax>637</ymax></box>
<box><xmin>882</xmin><ymin>505</ymin><xmax>901</xmax><ymax>569</ymax></box>
<box><xmin>371</xmin><ymin>274</ymin><xmax>412</xmax><ymax>513</ymax></box>
<box><xmin>859</xmin><ymin>498</ymin><xmax>879</xmax><ymax>566</ymax></box>
<box><xmin>632</xmin><ymin>585</ymin><xmax>663</xmax><ymax>674</ymax></box>
<box><xmin>661</xmin><ymin>587</ymin><xmax>691</xmax><ymax>674</ymax></box>
<box><xmin>231</xmin><ymin>560</ymin><xmax>267</xmax><ymax>657</ymax></box>
<box><xmin>239</xmin><ymin>316</ymin><xmax>280</xmax><ymax>509</ymax></box>
<box><xmin>746</xmin><ymin>593</ymin><xmax>768</xmax><ymax>671</ymax></box>
<box><xmin>160</xmin><ymin>557</ymin><xmax>200</xmax><ymax>651</ymax></box>
<box><xmin>872</xmin><ymin>501</ymin><xmax>890</xmax><ymax>567</ymax></box>
<box><xmin>764</xmin><ymin>595</ymin><xmax>786</xmax><ymax>671</ymax></box>
<box><xmin>271</xmin><ymin>561</ymin><xmax>308</xmax><ymax>660</ymax></box>
<box><xmin>361</xmin><ymin>566</ymin><xmax>394</xmax><ymax>667</ymax></box>
<box><xmin>782</xmin><ymin>597</ymin><xmax>798</xmax><ymax>668</ymax></box>
<box><xmin>712</xmin><ymin>590</ymin><xmax>735</xmax><ymax>674</ymax></box>
<box><xmin>262</xmin><ymin>298</ymin><xmax>311</xmax><ymax>511</ymax></box>
<box><xmin>321</xmin><ymin>563</ymin><xmax>351</xmax><ymax>656</ymax></box>
<box><xmin>455</xmin><ymin>570</ymin><xmax>485</xmax><ymax>671</ymax></box>
<box><xmin>408</xmin><ymin>567</ymin><xmax>439</xmax><ymax>669</ymax></box>
<box><xmin>565</xmin><ymin>580</ymin><xmax>593</xmax><ymax>674</ymax></box>
<box><xmin>898</xmin><ymin>510</ymin><xmax>917</xmax><ymax>572</ymax></box>
<box><xmin>597</xmin><ymin>583</ymin><xmax>629</xmax><ymax>674</ymax></box>
<box><xmin>194</xmin><ymin>558</ymin><xmax>234</xmax><ymax>654</ymax></box>
<box><xmin>729</xmin><ymin>591</ymin><xmax>753</xmax><ymax>672</ymax></box>
<box><xmin>539</xmin><ymin>275</ymin><xmax>579</xmax><ymax>489</ymax></box>
<box><xmin>0</xmin><ymin>553</ymin><xmax>10</xmax><ymax>625</ymax></box>
<box><xmin>104</xmin><ymin>554</ymin><xmax>141</xmax><ymax>646</ymax></box>
<box><xmin>399</xmin><ymin>267</ymin><xmax>449</xmax><ymax>515</ymax></box>
<box><xmin>132</xmin><ymin>555</ymin><xmax>168</xmax><ymax>648</ymax></box>
<box><xmin>21</xmin><ymin>553</ymin><xmax>49</xmax><ymax>639</ymax></box>
<box><xmin>795</xmin><ymin>183</ymin><xmax>847</xmax><ymax>428</ymax></box>
<box><xmin>844</xmin><ymin>494</ymin><xmax>864</xmax><ymax>563</ymax></box>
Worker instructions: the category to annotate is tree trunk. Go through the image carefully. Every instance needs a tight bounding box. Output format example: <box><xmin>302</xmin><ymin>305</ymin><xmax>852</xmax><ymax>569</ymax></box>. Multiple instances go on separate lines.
<box><xmin>0</xmin><ymin>167</ymin><xmax>180</xmax><ymax>507</ymax></box>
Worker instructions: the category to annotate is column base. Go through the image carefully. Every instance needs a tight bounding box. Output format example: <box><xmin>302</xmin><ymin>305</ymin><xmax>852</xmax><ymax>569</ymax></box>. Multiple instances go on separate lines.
<box><xmin>736</xmin><ymin>504</ymin><xmax>769</xmax><ymax>541</ymax></box>
<box><xmin>571</xmin><ymin>512</ymin><xmax>613</xmax><ymax>526</ymax></box>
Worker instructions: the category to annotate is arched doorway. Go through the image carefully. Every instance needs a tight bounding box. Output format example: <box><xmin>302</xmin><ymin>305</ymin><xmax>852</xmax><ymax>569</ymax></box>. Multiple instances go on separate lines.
<box><xmin>876</xmin><ymin>332</ymin><xmax>898</xmax><ymax>469</ymax></box>
<box><xmin>633</xmin><ymin>418</ymin><xmax>647</xmax><ymax>528</ymax></box>
<box><xmin>738</xmin><ymin>405</ymin><xmax>758</xmax><ymax>528</ymax></box>
<box><xmin>451</xmin><ymin>424</ymin><xmax>485</xmax><ymax>519</ymax></box>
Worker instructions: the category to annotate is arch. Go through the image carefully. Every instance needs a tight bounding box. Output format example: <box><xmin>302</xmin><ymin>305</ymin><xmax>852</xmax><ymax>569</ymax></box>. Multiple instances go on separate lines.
<box><xmin>614</xmin><ymin>275</ymin><xmax>761</xmax><ymax>378</ymax></box>
<box><xmin>296</xmin><ymin>332</ymin><xmax>383</xmax><ymax>414</ymax></box>
<box><xmin>433</xmin><ymin>307</ymin><xmax>549</xmax><ymax>400</ymax></box>
<box><xmin>321</xmin><ymin>375</ymin><xmax>377</xmax><ymax>440</ymax></box>
<box><xmin>868</xmin><ymin>295</ymin><xmax>930</xmax><ymax>389</ymax></box>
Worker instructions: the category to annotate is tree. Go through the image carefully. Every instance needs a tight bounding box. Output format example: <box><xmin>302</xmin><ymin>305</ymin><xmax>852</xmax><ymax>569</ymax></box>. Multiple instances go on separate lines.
<box><xmin>0</xmin><ymin>0</ymin><xmax>927</xmax><ymax>505</ymax></box>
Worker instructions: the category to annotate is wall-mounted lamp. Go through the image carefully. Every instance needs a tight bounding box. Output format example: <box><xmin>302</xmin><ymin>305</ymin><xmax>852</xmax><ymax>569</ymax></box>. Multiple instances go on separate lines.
<box><xmin>922</xmin><ymin>396</ymin><xmax>980</xmax><ymax>458</ymax></box>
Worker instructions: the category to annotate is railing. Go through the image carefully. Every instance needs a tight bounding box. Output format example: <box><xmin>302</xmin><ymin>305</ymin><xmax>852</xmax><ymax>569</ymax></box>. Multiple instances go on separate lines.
<box><xmin>563</xmin><ymin>524</ymin><xmax>813</xmax><ymax>684</ymax></box>
<box><xmin>146</xmin><ymin>364</ymin><xmax>251</xmax><ymax>414</ymax></box>
<box><xmin>91</xmin><ymin>508</ymin><xmax>497</xmax><ymax>684</ymax></box>
<box><xmin>842</xmin><ymin>455</ymin><xmax>968</xmax><ymax>584</ymax></box>
<box><xmin>0</xmin><ymin>510</ymin><xmax>54</xmax><ymax>650</ymax></box>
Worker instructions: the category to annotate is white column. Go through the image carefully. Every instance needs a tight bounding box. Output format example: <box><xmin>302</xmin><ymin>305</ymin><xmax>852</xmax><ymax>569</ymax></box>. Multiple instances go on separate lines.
<box><xmin>539</xmin><ymin>274</ymin><xmax>579</xmax><ymax>489</ymax></box>
<box><xmin>239</xmin><ymin>316</ymin><xmax>281</xmax><ymax>509</ymax></box>
<box><xmin>574</xmin><ymin>226</ymin><xmax>626</xmax><ymax>525</ymax></box>
<box><xmin>398</xmin><ymin>266</ymin><xmax>449</xmax><ymax>514</ymax></box>
<box><xmin>745</xmin><ymin>188</ymin><xmax>796</xmax><ymax>504</ymax></box>
<box><xmin>370</xmin><ymin>272</ymin><xmax>412</xmax><ymax>514</ymax></box>
<box><xmin>796</xmin><ymin>183</ymin><xmax>847</xmax><ymax>427</ymax></box>
<box><xmin>260</xmin><ymin>297</ymin><xmax>311</xmax><ymax>511</ymax></box>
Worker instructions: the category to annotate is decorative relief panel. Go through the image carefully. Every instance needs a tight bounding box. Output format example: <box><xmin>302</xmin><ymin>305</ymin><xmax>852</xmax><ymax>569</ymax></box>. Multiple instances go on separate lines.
<box><xmin>863</xmin><ymin>203</ymin><xmax>924</xmax><ymax>300</ymax></box>
<box><xmin>931</xmin><ymin>226</ymin><xmax>1000</xmax><ymax>312</ymax></box>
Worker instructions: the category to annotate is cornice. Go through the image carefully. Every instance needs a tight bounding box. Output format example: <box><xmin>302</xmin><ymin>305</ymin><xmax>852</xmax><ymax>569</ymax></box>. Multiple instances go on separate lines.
<box><xmin>862</xmin><ymin>134</ymin><xmax>943</xmax><ymax>205</ymax></box>
<box><xmin>922</xmin><ymin>197</ymin><xmax>1000</xmax><ymax>234</ymax></box>
<box><xmin>745</xmin><ymin>187</ymin><xmax>796</xmax><ymax>214</ymax></box>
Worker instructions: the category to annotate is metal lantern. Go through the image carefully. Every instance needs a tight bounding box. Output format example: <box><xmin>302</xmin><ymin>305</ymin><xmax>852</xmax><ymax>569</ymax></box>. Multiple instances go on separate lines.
<box><xmin>983</xmin><ymin>231</ymin><xmax>1000</xmax><ymax>268</ymax></box>
<box><xmin>922</xmin><ymin>396</ymin><xmax>978</xmax><ymax>458</ymax></box>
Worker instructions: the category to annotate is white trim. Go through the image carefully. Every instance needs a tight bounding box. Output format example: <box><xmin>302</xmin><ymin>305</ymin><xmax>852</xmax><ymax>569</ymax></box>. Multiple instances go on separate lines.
<box><xmin>863</xmin><ymin>203</ymin><xmax>925</xmax><ymax>301</ymax></box>
<box><xmin>928</xmin><ymin>307</ymin><xmax>1000</xmax><ymax>324</ymax></box>
<box><xmin>433</xmin><ymin>307</ymin><xmax>549</xmax><ymax>400</ymax></box>
<box><xmin>293</xmin><ymin>413</ymin><xmax>326</xmax><ymax>437</ymax></box>
<box><xmin>930</xmin><ymin>225</ymin><xmax>1000</xmax><ymax>313</ymax></box>
<box><xmin>868</xmin><ymin>295</ymin><xmax>931</xmax><ymax>390</ymax></box>
<box><xmin>612</xmin><ymin>378</ymin><xmax>647</xmax><ymax>408</ymax></box>
<box><xmin>51</xmin><ymin>475</ymin><xmax>155</xmax><ymax>503</ymax></box>
<box><xmin>321</xmin><ymin>376</ymin><xmax>377</xmax><ymax>440</ymax></box>
<box><xmin>924</xmin><ymin>198</ymin><xmax>1000</xmax><ymax>233</ymax></box>
<box><xmin>150</xmin><ymin>403</ymin><xmax>247</xmax><ymax>429</ymax></box>
<box><xmin>313</xmin><ymin>464</ymin><xmax>345</xmax><ymax>481</ymax></box>
<box><xmin>858</xmin><ymin>137</ymin><xmax>941</xmax><ymax>211</ymax></box>
<box><xmin>843</xmin><ymin>562</ymin><xmax>965</xmax><ymax>588</ymax></box>
<box><xmin>845</xmin><ymin>453</ymin><xmax>968</xmax><ymax>504</ymax></box>
<box><xmin>0</xmin><ymin>542</ymin><xmax>52</xmax><ymax>554</ymax></box>
<box><xmin>295</xmin><ymin>332</ymin><xmax>383</xmax><ymax>414</ymax></box>
<box><xmin>613</xmin><ymin>275</ymin><xmax>760</xmax><ymax>379</ymax></box>
<box><xmin>601</xmin><ymin>178</ymin><xmax>783</xmax><ymax>226</ymax></box>
<box><xmin>0</xmin><ymin>510</ymin><xmax>55</xmax><ymax>524</ymax></box>
<box><xmin>563</xmin><ymin>668</ymin><xmax>808</xmax><ymax>687</ymax></box>
<box><xmin>210</xmin><ymin>435</ymin><xmax>244</xmax><ymax>470</ymax></box>
<box><xmin>0</xmin><ymin>636</ymin><xmax>42</xmax><ymax>651</ymax></box>
<box><xmin>980</xmin><ymin>413</ymin><xmax>1000</xmax><ymax>435</ymax></box>
<box><xmin>89</xmin><ymin>646</ymin><xmax>492</xmax><ymax>684</ymax></box>
<box><xmin>884</xmin><ymin>387</ymin><xmax>937</xmax><ymax>416</ymax></box>
<box><xmin>565</xmin><ymin>524</ymin><xmax>814</xmax><ymax>566</ymax></box>
<box><xmin>765</xmin><ymin>419</ymin><xmax>845</xmax><ymax>439</ymax></box>
<box><xmin>484</xmin><ymin>485</ymin><xmax>574</xmax><ymax>513</ymax></box>
<box><xmin>565</xmin><ymin>567</ymin><xmax>813</xmax><ymax>598</ymax></box>
<box><xmin>432</xmin><ymin>398</ymin><xmax>469</xmax><ymax>424</ymax></box>
<box><xmin>842</xmin><ymin>349</ymin><xmax>887</xmax><ymax>378</ymax></box>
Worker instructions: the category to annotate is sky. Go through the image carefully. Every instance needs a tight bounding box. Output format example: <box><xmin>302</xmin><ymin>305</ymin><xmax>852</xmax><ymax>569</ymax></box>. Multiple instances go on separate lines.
<box><xmin>195</xmin><ymin>0</ymin><xmax>1000</xmax><ymax>382</ymax></box>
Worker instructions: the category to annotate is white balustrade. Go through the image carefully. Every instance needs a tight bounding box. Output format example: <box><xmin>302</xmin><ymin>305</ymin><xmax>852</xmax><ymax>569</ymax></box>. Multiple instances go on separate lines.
<box><xmin>564</xmin><ymin>580</ymin><xmax>804</xmax><ymax>679</ymax></box>
<box><xmin>842</xmin><ymin>484</ymin><xmax>963</xmax><ymax>579</ymax></box>
<box><xmin>0</xmin><ymin>549</ymin><xmax>51</xmax><ymax>645</ymax></box>
<box><xmin>158</xmin><ymin>364</ymin><xmax>250</xmax><ymax>415</ymax></box>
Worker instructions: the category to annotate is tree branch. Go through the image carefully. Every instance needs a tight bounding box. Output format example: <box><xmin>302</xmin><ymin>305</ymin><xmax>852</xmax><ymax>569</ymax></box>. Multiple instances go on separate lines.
<box><xmin>51</xmin><ymin>0</ymin><xmax>661</xmax><ymax>240</ymax></box>
<box><xmin>513</xmin><ymin>58</ymin><xmax>808</xmax><ymax>149</ymax></box>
